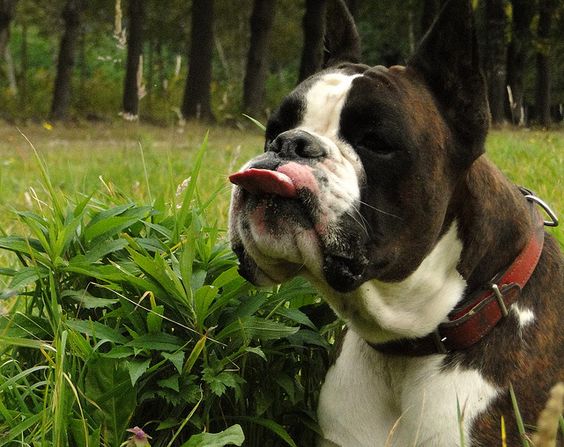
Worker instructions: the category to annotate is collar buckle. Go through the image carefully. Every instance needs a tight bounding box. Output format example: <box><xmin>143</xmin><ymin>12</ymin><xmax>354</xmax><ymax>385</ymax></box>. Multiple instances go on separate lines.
<box><xmin>491</xmin><ymin>283</ymin><xmax>509</xmax><ymax>317</ymax></box>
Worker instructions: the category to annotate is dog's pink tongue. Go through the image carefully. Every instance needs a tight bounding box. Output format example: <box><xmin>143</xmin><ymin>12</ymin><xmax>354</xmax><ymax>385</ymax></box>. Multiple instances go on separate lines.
<box><xmin>229</xmin><ymin>168</ymin><xmax>297</xmax><ymax>198</ymax></box>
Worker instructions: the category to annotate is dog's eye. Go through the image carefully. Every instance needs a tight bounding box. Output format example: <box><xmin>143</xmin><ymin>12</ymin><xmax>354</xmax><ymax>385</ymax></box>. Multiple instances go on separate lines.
<box><xmin>357</xmin><ymin>133</ymin><xmax>399</xmax><ymax>158</ymax></box>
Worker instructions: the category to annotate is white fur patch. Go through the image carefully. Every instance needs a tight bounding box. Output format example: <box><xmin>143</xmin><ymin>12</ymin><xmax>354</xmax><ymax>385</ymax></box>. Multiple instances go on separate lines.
<box><xmin>301</xmin><ymin>72</ymin><xmax>361</xmax><ymax>138</ymax></box>
<box><xmin>312</xmin><ymin>222</ymin><xmax>467</xmax><ymax>343</ymax></box>
<box><xmin>511</xmin><ymin>304</ymin><xmax>535</xmax><ymax>327</ymax></box>
<box><xmin>318</xmin><ymin>330</ymin><xmax>499</xmax><ymax>447</ymax></box>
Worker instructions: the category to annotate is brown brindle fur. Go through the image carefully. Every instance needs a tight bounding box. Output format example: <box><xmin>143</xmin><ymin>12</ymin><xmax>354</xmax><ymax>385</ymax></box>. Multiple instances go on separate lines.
<box><xmin>445</xmin><ymin>158</ymin><xmax>564</xmax><ymax>445</ymax></box>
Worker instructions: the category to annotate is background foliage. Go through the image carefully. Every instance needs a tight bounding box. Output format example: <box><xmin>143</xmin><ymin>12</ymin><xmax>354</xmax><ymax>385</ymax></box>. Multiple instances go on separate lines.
<box><xmin>0</xmin><ymin>0</ymin><xmax>563</xmax><ymax>124</ymax></box>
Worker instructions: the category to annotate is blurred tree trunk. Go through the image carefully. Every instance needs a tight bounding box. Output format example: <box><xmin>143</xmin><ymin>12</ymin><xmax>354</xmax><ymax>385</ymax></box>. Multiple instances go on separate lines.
<box><xmin>484</xmin><ymin>0</ymin><xmax>507</xmax><ymax>125</ymax></box>
<box><xmin>181</xmin><ymin>0</ymin><xmax>215</xmax><ymax>121</ymax></box>
<box><xmin>0</xmin><ymin>0</ymin><xmax>16</xmax><ymax>61</ymax></box>
<box><xmin>243</xmin><ymin>0</ymin><xmax>276</xmax><ymax>117</ymax></box>
<box><xmin>420</xmin><ymin>0</ymin><xmax>438</xmax><ymax>38</ymax></box>
<box><xmin>506</xmin><ymin>0</ymin><xmax>534</xmax><ymax>125</ymax></box>
<box><xmin>0</xmin><ymin>0</ymin><xmax>17</xmax><ymax>93</ymax></box>
<box><xmin>19</xmin><ymin>21</ymin><xmax>26</xmax><ymax>105</ymax></box>
<box><xmin>122</xmin><ymin>0</ymin><xmax>144</xmax><ymax>118</ymax></box>
<box><xmin>535</xmin><ymin>0</ymin><xmax>555</xmax><ymax>127</ymax></box>
<box><xmin>50</xmin><ymin>0</ymin><xmax>86</xmax><ymax>120</ymax></box>
<box><xmin>298</xmin><ymin>0</ymin><xmax>327</xmax><ymax>82</ymax></box>
<box><xmin>344</xmin><ymin>0</ymin><xmax>358</xmax><ymax>18</ymax></box>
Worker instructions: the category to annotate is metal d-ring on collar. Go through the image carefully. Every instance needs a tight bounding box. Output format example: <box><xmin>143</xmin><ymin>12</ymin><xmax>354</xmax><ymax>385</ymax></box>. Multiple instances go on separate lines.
<box><xmin>519</xmin><ymin>186</ymin><xmax>559</xmax><ymax>227</ymax></box>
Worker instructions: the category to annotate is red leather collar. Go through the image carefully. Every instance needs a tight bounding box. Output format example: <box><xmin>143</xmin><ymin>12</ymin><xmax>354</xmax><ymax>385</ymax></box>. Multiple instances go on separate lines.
<box><xmin>370</xmin><ymin>193</ymin><xmax>552</xmax><ymax>356</ymax></box>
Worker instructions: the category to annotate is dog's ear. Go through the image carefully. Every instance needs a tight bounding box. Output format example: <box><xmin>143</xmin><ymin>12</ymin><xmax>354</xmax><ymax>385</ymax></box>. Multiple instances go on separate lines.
<box><xmin>323</xmin><ymin>0</ymin><xmax>362</xmax><ymax>67</ymax></box>
<box><xmin>408</xmin><ymin>0</ymin><xmax>489</xmax><ymax>166</ymax></box>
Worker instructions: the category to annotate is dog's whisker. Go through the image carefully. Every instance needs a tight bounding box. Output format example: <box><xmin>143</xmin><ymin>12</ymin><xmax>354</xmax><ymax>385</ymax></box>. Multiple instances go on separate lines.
<box><xmin>359</xmin><ymin>200</ymin><xmax>403</xmax><ymax>220</ymax></box>
<box><xmin>346</xmin><ymin>206</ymin><xmax>371</xmax><ymax>237</ymax></box>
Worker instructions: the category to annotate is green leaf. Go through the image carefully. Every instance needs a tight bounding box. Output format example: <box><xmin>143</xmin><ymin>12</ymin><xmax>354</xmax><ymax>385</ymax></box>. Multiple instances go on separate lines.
<box><xmin>244</xmin><ymin>346</ymin><xmax>266</xmax><ymax>361</ymax></box>
<box><xmin>84</xmin><ymin>357</ymin><xmax>136</xmax><ymax>447</ymax></box>
<box><xmin>0</xmin><ymin>313</ymin><xmax>52</xmax><ymax>339</ymax></box>
<box><xmin>180</xmin><ymin>424</ymin><xmax>244</xmax><ymax>447</ymax></box>
<box><xmin>228</xmin><ymin>293</ymin><xmax>269</xmax><ymax>321</ymax></box>
<box><xmin>202</xmin><ymin>369</ymin><xmax>245</xmax><ymax>397</ymax></box>
<box><xmin>84</xmin><ymin>215</ymin><xmax>141</xmax><ymax>243</ymax></box>
<box><xmin>287</xmin><ymin>329</ymin><xmax>330</xmax><ymax>348</ymax></box>
<box><xmin>211</xmin><ymin>267</ymin><xmax>240</xmax><ymax>288</ymax></box>
<box><xmin>70</xmin><ymin>239</ymin><xmax>128</xmax><ymax>263</ymax></box>
<box><xmin>126</xmin><ymin>333</ymin><xmax>183</xmax><ymax>352</ymax></box>
<box><xmin>241</xmin><ymin>417</ymin><xmax>297</xmax><ymax>447</ymax></box>
<box><xmin>69</xmin><ymin>419</ymin><xmax>100</xmax><ymax>447</ymax></box>
<box><xmin>0</xmin><ymin>235</ymin><xmax>44</xmax><ymax>256</ymax></box>
<box><xmin>66</xmin><ymin>319</ymin><xmax>128</xmax><ymax>344</ymax></box>
<box><xmin>216</xmin><ymin>316</ymin><xmax>299</xmax><ymax>342</ymax></box>
<box><xmin>127</xmin><ymin>358</ymin><xmax>151</xmax><ymax>385</ymax></box>
<box><xmin>146</xmin><ymin>304</ymin><xmax>164</xmax><ymax>333</ymax></box>
<box><xmin>0</xmin><ymin>411</ymin><xmax>43</xmax><ymax>445</ymax></box>
<box><xmin>104</xmin><ymin>346</ymin><xmax>135</xmax><ymax>359</ymax></box>
<box><xmin>129</xmin><ymin>249</ymin><xmax>187</xmax><ymax>301</ymax></box>
<box><xmin>275</xmin><ymin>307</ymin><xmax>316</xmax><ymax>329</ymax></box>
<box><xmin>9</xmin><ymin>266</ymin><xmax>49</xmax><ymax>291</ymax></box>
<box><xmin>158</xmin><ymin>374</ymin><xmax>180</xmax><ymax>392</ymax></box>
<box><xmin>184</xmin><ymin>335</ymin><xmax>207</xmax><ymax>374</ymax></box>
<box><xmin>163</xmin><ymin>351</ymin><xmax>185</xmax><ymax>374</ymax></box>
<box><xmin>275</xmin><ymin>373</ymin><xmax>296</xmax><ymax>403</ymax></box>
<box><xmin>194</xmin><ymin>285</ymin><xmax>218</xmax><ymax>329</ymax></box>
<box><xmin>61</xmin><ymin>290</ymin><xmax>118</xmax><ymax>309</ymax></box>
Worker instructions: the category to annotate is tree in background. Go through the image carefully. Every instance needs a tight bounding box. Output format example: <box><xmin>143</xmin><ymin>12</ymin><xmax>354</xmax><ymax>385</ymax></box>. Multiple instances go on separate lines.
<box><xmin>535</xmin><ymin>0</ymin><xmax>556</xmax><ymax>127</ymax></box>
<box><xmin>345</xmin><ymin>0</ymin><xmax>359</xmax><ymax>18</ymax></box>
<box><xmin>298</xmin><ymin>0</ymin><xmax>327</xmax><ymax>82</ymax></box>
<box><xmin>181</xmin><ymin>0</ymin><xmax>215</xmax><ymax>121</ymax></box>
<box><xmin>0</xmin><ymin>0</ymin><xmax>17</xmax><ymax>93</ymax></box>
<box><xmin>506</xmin><ymin>0</ymin><xmax>534</xmax><ymax>125</ymax></box>
<box><xmin>484</xmin><ymin>0</ymin><xmax>506</xmax><ymax>125</ymax></box>
<box><xmin>50</xmin><ymin>0</ymin><xmax>86</xmax><ymax>120</ymax></box>
<box><xmin>0</xmin><ymin>0</ymin><xmax>561</xmax><ymax>125</ymax></box>
<box><xmin>122</xmin><ymin>0</ymin><xmax>144</xmax><ymax>118</ymax></box>
<box><xmin>243</xmin><ymin>0</ymin><xmax>277</xmax><ymax>118</ymax></box>
<box><xmin>420</xmin><ymin>0</ymin><xmax>439</xmax><ymax>38</ymax></box>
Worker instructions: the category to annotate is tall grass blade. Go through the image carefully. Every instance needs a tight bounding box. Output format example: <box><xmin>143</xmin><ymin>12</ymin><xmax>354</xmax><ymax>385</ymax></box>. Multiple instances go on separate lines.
<box><xmin>509</xmin><ymin>383</ymin><xmax>531</xmax><ymax>447</ymax></box>
<box><xmin>53</xmin><ymin>330</ymin><xmax>68</xmax><ymax>447</ymax></box>
<box><xmin>17</xmin><ymin>129</ymin><xmax>64</xmax><ymax>220</ymax></box>
<box><xmin>242</xmin><ymin>114</ymin><xmax>266</xmax><ymax>131</ymax></box>
<box><xmin>173</xmin><ymin>132</ymin><xmax>208</xmax><ymax>242</ymax></box>
<box><xmin>138</xmin><ymin>140</ymin><xmax>153</xmax><ymax>203</ymax></box>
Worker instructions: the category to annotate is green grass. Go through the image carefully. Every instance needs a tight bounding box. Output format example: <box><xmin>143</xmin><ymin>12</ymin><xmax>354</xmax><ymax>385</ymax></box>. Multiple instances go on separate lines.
<box><xmin>0</xmin><ymin>122</ymin><xmax>263</xmax><ymax>231</ymax></box>
<box><xmin>1</xmin><ymin>124</ymin><xmax>561</xmax><ymax>243</ymax></box>
<box><xmin>487</xmin><ymin>129</ymin><xmax>563</xmax><ymax>245</ymax></box>
<box><xmin>0</xmin><ymin>132</ymin><xmax>329</xmax><ymax>446</ymax></box>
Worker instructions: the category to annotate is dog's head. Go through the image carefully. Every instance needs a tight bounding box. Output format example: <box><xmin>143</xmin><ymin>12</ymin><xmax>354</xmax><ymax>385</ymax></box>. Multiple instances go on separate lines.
<box><xmin>229</xmin><ymin>0</ymin><xmax>489</xmax><ymax>294</ymax></box>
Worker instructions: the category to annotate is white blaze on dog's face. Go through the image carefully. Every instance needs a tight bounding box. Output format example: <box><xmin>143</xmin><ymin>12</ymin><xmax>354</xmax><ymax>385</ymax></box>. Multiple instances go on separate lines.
<box><xmin>229</xmin><ymin>64</ymin><xmax>467</xmax><ymax>341</ymax></box>
<box><xmin>230</xmin><ymin>70</ymin><xmax>367</xmax><ymax>288</ymax></box>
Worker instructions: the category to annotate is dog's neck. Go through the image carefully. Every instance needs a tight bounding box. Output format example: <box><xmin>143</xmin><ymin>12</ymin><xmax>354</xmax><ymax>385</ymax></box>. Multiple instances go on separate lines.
<box><xmin>312</xmin><ymin>156</ymin><xmax>539</xmax><ymax>345</ymax></box>
<box><xmin>453</xmin><ymin>156</ymin><xmax>536</xmax><ymax>296</ymax></box>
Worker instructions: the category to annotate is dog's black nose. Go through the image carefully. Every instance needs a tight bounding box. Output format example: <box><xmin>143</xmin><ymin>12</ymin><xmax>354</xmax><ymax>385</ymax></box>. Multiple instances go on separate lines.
<box><xmin>269</xmin><ymin>130</ymin><xmax>326</xmax><ymax>159</ymax></box>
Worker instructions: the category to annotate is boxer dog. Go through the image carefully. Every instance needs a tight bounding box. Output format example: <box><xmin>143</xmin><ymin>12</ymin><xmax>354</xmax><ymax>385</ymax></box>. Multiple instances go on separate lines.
<box><xmin>229</xmin><ymin>0</ymin><xmax>563</xmax><ymax>445</ymax></box>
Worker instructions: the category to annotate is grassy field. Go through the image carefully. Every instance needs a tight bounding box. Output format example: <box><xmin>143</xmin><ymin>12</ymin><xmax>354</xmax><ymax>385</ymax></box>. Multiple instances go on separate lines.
<box><xmin>0</xmin><ymin>122</ymin><xmax>562</xmax><ymax>446</ymax></box>
<box><xmin>0</xmin><ymin>123</ymin><xmax>562</xmax><ymax>241</ymax></box>
<box><xmin>0</xmin><ymin>123</ymin><xmax>263</xmax><ymax>233</ymax></box>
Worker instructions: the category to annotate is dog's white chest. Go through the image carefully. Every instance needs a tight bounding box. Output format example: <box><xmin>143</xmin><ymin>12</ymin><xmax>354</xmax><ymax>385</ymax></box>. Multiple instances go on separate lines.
<box><xmin>318</xmin><ymin>330</ymin><xmax>499</xmax><ymax>447</ymax></box>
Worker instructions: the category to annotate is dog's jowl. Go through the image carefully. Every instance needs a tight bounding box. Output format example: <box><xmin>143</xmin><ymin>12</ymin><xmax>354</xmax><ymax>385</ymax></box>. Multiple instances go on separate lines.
<box><xmin>229</xmin><ymin>0</ymin><xmax>563</xmax><ymax>445</ymax></box>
